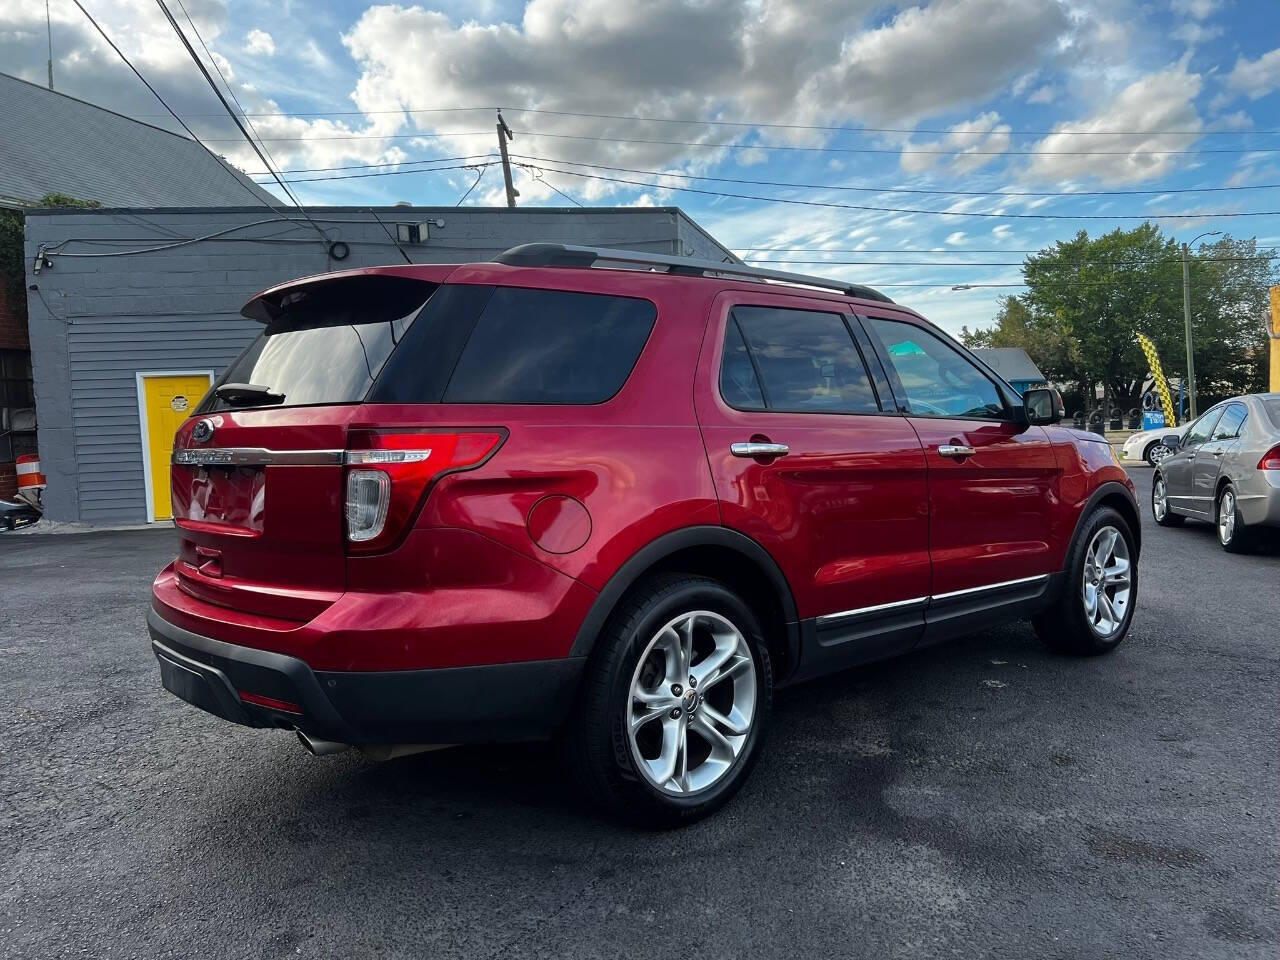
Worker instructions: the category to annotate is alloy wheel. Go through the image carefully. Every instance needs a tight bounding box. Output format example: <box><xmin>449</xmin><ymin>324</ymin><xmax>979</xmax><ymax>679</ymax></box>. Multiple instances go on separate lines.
<box><xmin>1081</xmin><ymin>526</ymin><xmax>1131</xmax><ymax>638</ymax></box>
<box><xmin>1219</xmin><ymin>490</ymin><xmax>1236</xmax><ymax>545</ymax></box>
<box><xmin>626</xmin><ymin>610</ymin><xmax>757</xmax><ymax>795</ymax></box>
<box><xmin>1148</xmin><ymin>443</ymin><xmax>1171</xmax><ymax>465</ymax></box>
<box><xmin>1153</xmin><ymin>477</ymin><xmax>1168</xmax><ymax>521</ymax></box>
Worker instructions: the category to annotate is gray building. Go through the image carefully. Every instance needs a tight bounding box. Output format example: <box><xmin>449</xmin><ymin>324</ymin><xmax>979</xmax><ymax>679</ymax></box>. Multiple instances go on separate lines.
<box><xmin>970</xmin><ymin>348</ymin><xmax>1048</xmax><ymax>395</ymax></box>
<box><xmin>23</xmin><ymin>205</ymin><xmax>735</xmax><ymax>525</ymax></box>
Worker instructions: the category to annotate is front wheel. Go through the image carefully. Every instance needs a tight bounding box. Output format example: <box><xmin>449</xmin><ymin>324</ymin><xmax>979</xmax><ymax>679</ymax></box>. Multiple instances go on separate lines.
<box><xmin>1034</xmin><ymin>506</ymin><xmax>1137</xmax><ymax>656</ymax></box>
<box><xmin>1144</xmin><ymin>441</ymin><xmax>1172</xmax><ymax>466</ymax></box>
<box><xmin>567</xmin><ymin>574</ymin><xmax>772</xmax><ymax>826</ymax></box>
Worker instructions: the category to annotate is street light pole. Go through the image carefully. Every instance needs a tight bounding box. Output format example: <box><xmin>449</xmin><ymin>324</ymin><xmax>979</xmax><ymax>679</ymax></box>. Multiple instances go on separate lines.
<box><xmin>1180</xmin><ymin>230</ymin><xmax>1221</xmax><ymax>421</ymax></box>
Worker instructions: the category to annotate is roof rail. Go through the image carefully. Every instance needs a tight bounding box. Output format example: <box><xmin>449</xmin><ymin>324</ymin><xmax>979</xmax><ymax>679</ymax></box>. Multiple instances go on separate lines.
<box><xmin>491</xmin><ymin>243</ymin><xmax>895</xmax><ymax>304</ymax></box>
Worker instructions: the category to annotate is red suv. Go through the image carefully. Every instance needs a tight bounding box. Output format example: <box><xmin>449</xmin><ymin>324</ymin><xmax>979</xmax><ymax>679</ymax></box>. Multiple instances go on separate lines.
<box><xmin>149</xmin><ymin>244</ymin><xmax>1140</xmax><ymax>824</ymax></box>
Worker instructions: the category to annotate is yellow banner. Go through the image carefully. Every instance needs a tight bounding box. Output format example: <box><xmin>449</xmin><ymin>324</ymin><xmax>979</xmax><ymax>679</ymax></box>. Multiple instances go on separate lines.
<box><xmin>1136</xmin><ymin>333</ymin><xmax>1177</xmax><ymax>427</ymax></box>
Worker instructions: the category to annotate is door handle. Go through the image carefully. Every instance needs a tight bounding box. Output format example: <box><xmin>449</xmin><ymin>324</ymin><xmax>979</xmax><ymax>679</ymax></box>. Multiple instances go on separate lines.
<box><xmin>731</xmin><ymin>441</ymin><xmax>789</xmax><ymax>459</ymax></box>
<box><xmin>1211</xmin><ymin>450</ymin><xmax>1223</xmax><ymax>457</ymax></box>
<box><xmin>938</xmin><ymin>444</ymin><xmax>976</xmax><ymax>459</ymax></box>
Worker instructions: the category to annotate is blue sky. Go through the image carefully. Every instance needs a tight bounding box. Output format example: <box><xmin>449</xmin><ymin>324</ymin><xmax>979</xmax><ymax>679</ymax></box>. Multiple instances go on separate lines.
<box><xmin>3</xmin><ymin>0</ymin><xmax>1280</xmax><ymax>332</ymax></box>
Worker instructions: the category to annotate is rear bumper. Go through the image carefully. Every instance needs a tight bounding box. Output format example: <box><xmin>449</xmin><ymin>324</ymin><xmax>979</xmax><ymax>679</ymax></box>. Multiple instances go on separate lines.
<box><xmin>148</xmin><ymin>607</ymin><xmax>584</xmax><ymax>744</ymax></box>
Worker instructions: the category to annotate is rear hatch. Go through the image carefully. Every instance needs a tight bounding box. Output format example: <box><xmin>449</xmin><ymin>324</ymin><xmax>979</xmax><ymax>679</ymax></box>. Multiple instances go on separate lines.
<box><xmin>170</xmin><ymin>270</ymin><xmax>450</xmax><ymax>622</ymax></box>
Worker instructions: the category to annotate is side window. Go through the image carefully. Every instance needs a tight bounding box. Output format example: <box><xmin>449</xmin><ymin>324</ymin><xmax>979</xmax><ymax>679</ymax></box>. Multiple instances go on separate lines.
<box><xmin>1211</xmin><ymin>403</ymin><xmax>1247</xmax><ymax>440</ymax></box>
<box><xmin>1183</xmin><ymin>408</ymin><xmax>1223</xmax><ymax>448</ymax></box>
<box><xmin>442</xmin><ymin>287</ymin><xmax>656</xmax><ymax>404</ymax></box>
<box><xmin>866</xmin><ymin>316</ymin><xmax>1006</xmax><ymax>419</ymax></box>
<box><xmin>719</xmin><ymin>318</ymin><xmax>766</xmax><ymax>409</ymax></box>
<box><xmin>724</xmin><ymin>306</ymin><xmax>880</xmax><ymax>414</ymax></box>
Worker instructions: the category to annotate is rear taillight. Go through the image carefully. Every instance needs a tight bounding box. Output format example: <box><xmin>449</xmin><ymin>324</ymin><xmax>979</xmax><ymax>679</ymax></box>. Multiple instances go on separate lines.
<box><xmin>343</xmin><ymin>430</ymin><xmax>504</xmax><ymax>552</ymax></box>
<box><xmin>1259</xmin><ymin>445</ymin><xmax>1280</xmax><ymax>471</ymax></box>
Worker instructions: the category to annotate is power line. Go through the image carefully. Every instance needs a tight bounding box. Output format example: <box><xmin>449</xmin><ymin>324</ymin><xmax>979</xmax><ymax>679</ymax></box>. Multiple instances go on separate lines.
<box><xmin>253</xmin><ymin>160</ymin><xmax>496</xmax><ymax>184</ymax></box>
<box><xmin>522</xmin><ymin>163</ymin><xmax>1280</xmax><ymax>220</ymax></box>
<box><xmin>249</xmin><ymin>153</ymin><xmax>496</xmax><ymax>175</ymax></box>
<box><xmin>66</xmin><ymin>0</ymin><xmax>284</xmax><ymax>217</ymax></box>
<box><xmin>119</xmin><ymin>102</ymin><xmax>1280</xmax><ymax>137</ymax></box>
<box><xmin>743</xmin><ymin>255</ymin><xmax>1279</xmax><ymax>267</ymax></box>
<box><xmin>508</xmin><ymin>154</ymin><xmax>1280</xmax><ymax>198</ymax></box>
<box><xmin>455</xmin><ymin>164</ymin><xmax>490</xmax><ymax>206</ymax></box>
<box><xmin>151</xmin><ymin>0</ymin><xmax>330</xmax><ymax>247</ymax></box>
<box><xmin>207</xmin><ymin>128</ymin><xmax>1280</xmax><ymax>156</ymax></box>
<box><xmin>250</xmin><ymin>150</ymin><xmax>1280</xmax><ymax>197</ymax></box>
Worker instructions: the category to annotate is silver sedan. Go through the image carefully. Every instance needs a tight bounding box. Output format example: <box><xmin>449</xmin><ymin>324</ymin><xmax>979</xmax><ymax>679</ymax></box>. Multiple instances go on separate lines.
<box><xmin>1151</xmin><ymin>393</ymin><xmax>1280</xmax><ymax>552</ymax></box>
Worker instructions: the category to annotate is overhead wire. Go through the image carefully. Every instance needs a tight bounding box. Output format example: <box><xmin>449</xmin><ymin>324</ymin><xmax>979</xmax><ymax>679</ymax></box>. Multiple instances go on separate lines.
<box><xmin>152</xmin><ymin>0</ymin><xmax>330</xmax><ymax>248</ymax></box>
<box><xmin>66</xmin><ymin>0</ymin><xmax>287</xmax><ymax>218</ymax></box>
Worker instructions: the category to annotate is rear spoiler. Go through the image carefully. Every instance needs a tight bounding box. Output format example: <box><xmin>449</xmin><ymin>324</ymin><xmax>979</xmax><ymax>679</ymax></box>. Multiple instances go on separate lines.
<box><xmin>240</xmin><ymin>264</ymin><xmax>459</xmax><ymax>323</ymax></box>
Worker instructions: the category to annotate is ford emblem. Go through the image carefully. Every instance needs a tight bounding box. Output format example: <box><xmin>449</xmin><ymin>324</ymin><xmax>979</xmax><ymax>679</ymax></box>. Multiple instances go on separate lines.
<box><xmin>192</xmin><ymin>418</ymin><xmax>215</xmax><ymax>444</ymax></box>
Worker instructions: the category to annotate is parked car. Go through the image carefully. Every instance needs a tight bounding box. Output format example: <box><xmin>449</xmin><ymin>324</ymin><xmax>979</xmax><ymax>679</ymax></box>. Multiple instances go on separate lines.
<box><xmin>148</xmin><ymin>244</ymin><xmax>1141</xmax><ymax>824</ymax></box>
<box><xmin>1151</xmin><ymin>393</ymin><xmax>1280</xmax><ymax>552</ymax></box>
<box><xmin>1121</xmin><ymin>422</ymin><xmax>1190</xmax><ymax>465</ymax></box>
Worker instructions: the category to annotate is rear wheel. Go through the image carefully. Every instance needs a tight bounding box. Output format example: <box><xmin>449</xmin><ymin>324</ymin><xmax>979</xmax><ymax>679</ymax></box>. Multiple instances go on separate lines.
<box><xmin>567</xmin><ymin>574</ymin><xmax>771</xmax><ymax>826</ymax></box>
<box><xmin>1217</xmin><ymin>484</ymin><xmax>1251</xmax><ymax>554</ymax></box>
<box><xmin>1151</xmin><ymin>473</ymin><xmax>1183</xmax><ymax>526</ymax></box>
<box><xmin>1034</xmin><ymin>506</ymin><xmax>1137</xmax><ymax>656</ymax></box>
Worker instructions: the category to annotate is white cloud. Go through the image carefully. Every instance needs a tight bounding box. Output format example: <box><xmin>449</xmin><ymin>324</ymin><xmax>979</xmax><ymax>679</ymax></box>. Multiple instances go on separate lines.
<box><xmin>1225</xmin><ymin>47</ymin><xmax>1280</xmax><ymax>100</ymax></box>
<box><xmin>944</xmin><ymin>231</ymin><xmax>967</xmax><ymax>245</ymax></box>
<box><xmin>1172</xmin><ymin>21</ymin><xmax>1222</xmax><ymax>46</ymax></box>
<box><xmin>1171</xmin><ymin>0</ymin><xmax>1219</xmax><ymax>18</ymax></box>
<box><xmin>1027</xmin><ymin>84</ymin><xmax>1056</xmax><ymax>105</ymax></box>
<box><xmin>899</xmin><ymin>111</ymin><xmax>1012</xmax><ymax>175</ymax></box>
<box><xmin>1025</xmin><ymin>64</ymin><xmax>1203</xmax><ymax>185</ymax></box>
<box><xmin>245</xmin><ymin>28</ymin><xmax>275</xmax><ymax>56</ymax></box>
<box><xmin>337</xmin><ymin>0</ymin><xmax>1071</xmax><ymax>182</ymax></box>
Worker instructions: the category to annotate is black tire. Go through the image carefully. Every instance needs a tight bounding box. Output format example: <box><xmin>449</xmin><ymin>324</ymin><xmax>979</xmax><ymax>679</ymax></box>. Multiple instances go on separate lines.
<box><xmin>566</xmin><ymin>574</ymin><xmax>772</xmax><ymax>827</ymax></box>
<box><xmin>1033</xmin><ymin>506</ymin><xmax>1138</xmax><ymax>656</ymax></box>
<box><xmin>1143</xmin><ymin>441</ymin><xmax>1171</xmax><ymax>466</ymax></box>
<box><xmin>1216</xmin><ymin>483</ymin><xmax>1252</xmax><ymax>554</ymax></box>
<box><xmin>1151</xmin><ymin>472</ymin><xmax>1183</xmax><ymax>526</ymax></box>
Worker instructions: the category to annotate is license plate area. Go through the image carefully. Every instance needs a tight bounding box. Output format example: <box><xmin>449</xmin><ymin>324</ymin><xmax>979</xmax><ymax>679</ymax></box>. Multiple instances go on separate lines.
<box><xmin>173</xmin><ymin>465</ymin><xmax>266</xmax><ymax>532</ymax></box>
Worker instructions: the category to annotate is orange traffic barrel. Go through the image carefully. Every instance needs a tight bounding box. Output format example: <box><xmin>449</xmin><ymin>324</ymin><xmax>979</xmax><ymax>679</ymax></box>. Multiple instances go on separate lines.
<box><xmin>15</xmin><ymin>454</ymin><xmax>46</xmax><ymax>491</ymax></box>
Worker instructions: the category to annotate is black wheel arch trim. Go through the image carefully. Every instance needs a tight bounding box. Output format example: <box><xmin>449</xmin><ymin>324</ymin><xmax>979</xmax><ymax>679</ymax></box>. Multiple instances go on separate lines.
<box><xmin>1068</xmin><ymin>480</ymin><xmax>1142</xmax><ymax>563</ymax></box>
<box><xmin>568</xmin><ymin>525</ymin><xmax>801</xmax><ymax>675</ymax></box>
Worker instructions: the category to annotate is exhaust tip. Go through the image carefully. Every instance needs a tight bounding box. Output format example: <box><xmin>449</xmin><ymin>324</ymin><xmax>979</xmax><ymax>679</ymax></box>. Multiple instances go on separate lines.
<box><xmin>296</xmin><ymin>730</ymin><xmax>351</xmax><ymax>757</ymax></box>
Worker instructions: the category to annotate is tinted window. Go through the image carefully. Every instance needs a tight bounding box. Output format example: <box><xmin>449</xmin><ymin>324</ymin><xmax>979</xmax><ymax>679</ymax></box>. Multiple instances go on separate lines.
<box><xmin>867</xmin><ymin>317</ymin><xmax>1005</xmax><ymax>419</ymax></box>
<box><xmin>728</xmin><ymin>306</ymin><xmax>879</xmax><ymax>413</ymax></box>
<box><xmin>1212</xmin><ymin>403</ymin><xmax>1247</xmax><ymax>440</ymax></box>
<box><xmin>1183</xmin><ymin>408</ymin><xmax>1223</xmax><ymax>448</ymax></box>
<box><xmin>1264</xmin><ymin>398</ymin><xmax>1280</xmax><ymax>428</ymax></box>
<box><xmin>720</xmin><ymin>318</ymin><xmax>766</xmax><ymax>409</ymax></box>
<box><xmin>442</xmin><ymin>288</ymin><xmax>655</xmax><ymax>404</ymax></box>
<box><xmin>207</xmin><ymin>276</ymin><xmax>436</xmax><ymax>411</ymax></box>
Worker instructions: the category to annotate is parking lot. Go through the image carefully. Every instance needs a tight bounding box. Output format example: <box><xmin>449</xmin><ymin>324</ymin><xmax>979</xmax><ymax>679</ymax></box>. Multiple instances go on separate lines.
<box><xmin>1</xmin><ymin>467</ymin><xmax>1277</xmax><ymax>959</ymax></box>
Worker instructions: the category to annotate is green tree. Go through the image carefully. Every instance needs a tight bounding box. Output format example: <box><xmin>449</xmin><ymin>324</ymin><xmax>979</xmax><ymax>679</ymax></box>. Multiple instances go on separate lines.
<box><xmin>964</xmin><ymin>223</ymin><xmax>1277</xmax><ymax>414</ymax></box>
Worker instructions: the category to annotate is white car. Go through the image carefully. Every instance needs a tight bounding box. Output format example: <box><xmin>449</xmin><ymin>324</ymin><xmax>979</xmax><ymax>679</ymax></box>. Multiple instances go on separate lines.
<box><xmin>1121</xmin><ymin>422</ymin><xmax>1190</xmax><ymax>465</ymax></box>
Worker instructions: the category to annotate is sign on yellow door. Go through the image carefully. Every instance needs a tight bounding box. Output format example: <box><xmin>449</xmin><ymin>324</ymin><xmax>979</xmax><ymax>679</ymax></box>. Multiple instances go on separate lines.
<box><xmin>137</xmin><ymin>372</ymin><xmax>213</xmax><ymax>521</ymax></box>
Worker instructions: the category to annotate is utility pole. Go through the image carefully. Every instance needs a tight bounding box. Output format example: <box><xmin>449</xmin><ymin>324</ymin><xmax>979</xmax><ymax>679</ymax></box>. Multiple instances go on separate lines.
<box><xmin>46</xmin><ymin>0</ymin><xmax>55</xmax><ymax>90</ymax></box>
<box><xmin>496</xmin><ymin>110</ymin><xmax>518</xmax><ymax>208</ymax></box>
<box><xmin>1181</xmin><ymin>242</ymin><xmax>1197</xmax><ymax>420</ymax></box>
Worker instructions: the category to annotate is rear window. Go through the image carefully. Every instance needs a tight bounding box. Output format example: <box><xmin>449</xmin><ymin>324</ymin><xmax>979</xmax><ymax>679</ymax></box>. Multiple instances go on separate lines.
<box><xmin>371</xmin><ymin>285</ymin><xmax>656</xmax><ymax>405</ymax></box>
<box><xmin>1264</xmin><ymin>398</ymin><xmax>1280</xmax><ymax>428</ymax></box>
<box><xmin>205</xmin><ymin>275</ymin><xmax>436</xmax><ymax>411</ymax></box>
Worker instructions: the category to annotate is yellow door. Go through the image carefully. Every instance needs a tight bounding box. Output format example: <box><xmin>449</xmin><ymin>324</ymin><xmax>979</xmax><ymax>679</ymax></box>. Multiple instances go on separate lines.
<box><xmin>141</xmin><ymin>373</ymin><xmax>212</xmax><ymax>521</ymax></box>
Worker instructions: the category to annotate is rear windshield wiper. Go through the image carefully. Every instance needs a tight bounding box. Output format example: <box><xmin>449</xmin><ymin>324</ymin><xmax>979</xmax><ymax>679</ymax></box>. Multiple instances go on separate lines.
<box><xmin>215</xmin><ymin>382</ymin><xmax>285</xmax><ymax>406</ymax></box>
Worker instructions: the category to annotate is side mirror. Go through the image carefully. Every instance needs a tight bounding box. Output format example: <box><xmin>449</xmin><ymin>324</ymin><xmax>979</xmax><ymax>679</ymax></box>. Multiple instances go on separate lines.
<box><xmin>1161</xmin><ymin>434</ymin><xmax>1181</xmax><ymax>451</ymax></box>
<box><xmin>1023</xmin><ymin>387</ymin><xmax>1064</xmax><ymax>425</ymax></box>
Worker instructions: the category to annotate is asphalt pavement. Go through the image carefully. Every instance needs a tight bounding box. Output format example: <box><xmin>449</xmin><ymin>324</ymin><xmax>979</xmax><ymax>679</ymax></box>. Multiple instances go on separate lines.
<box><xmin>2</xmin><ymin>467</ymin><xmax>1277</xmax><ymax>959</ymax></box>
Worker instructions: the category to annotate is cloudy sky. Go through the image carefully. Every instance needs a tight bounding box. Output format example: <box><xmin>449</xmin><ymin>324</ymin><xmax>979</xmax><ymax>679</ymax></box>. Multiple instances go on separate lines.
<box><xmin>3</xmin><ymin>0</ymin><xmax>1279</xmax><ymax>331</ymax></box>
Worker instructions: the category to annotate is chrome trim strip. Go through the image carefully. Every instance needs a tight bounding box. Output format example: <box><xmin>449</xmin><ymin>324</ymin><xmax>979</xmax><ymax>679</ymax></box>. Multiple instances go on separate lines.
<box><xmin>816</xmin><ymin>595</ymin><xmax>929</xmax><ymax>627</ymax></box>
<box><xmin>817</xmin><ymin>573</ymin><xmax>1051</xmax><ymax>626</ymax></box>
<box><xmin>172</xmin><ymin>448</ymin><xmax>343</xmax><ymax>467</ymax></box>
<box><xmin>930</xmin><ymin>573</ymin><xmax>1049</xmax><ymax>602</ymax></box>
